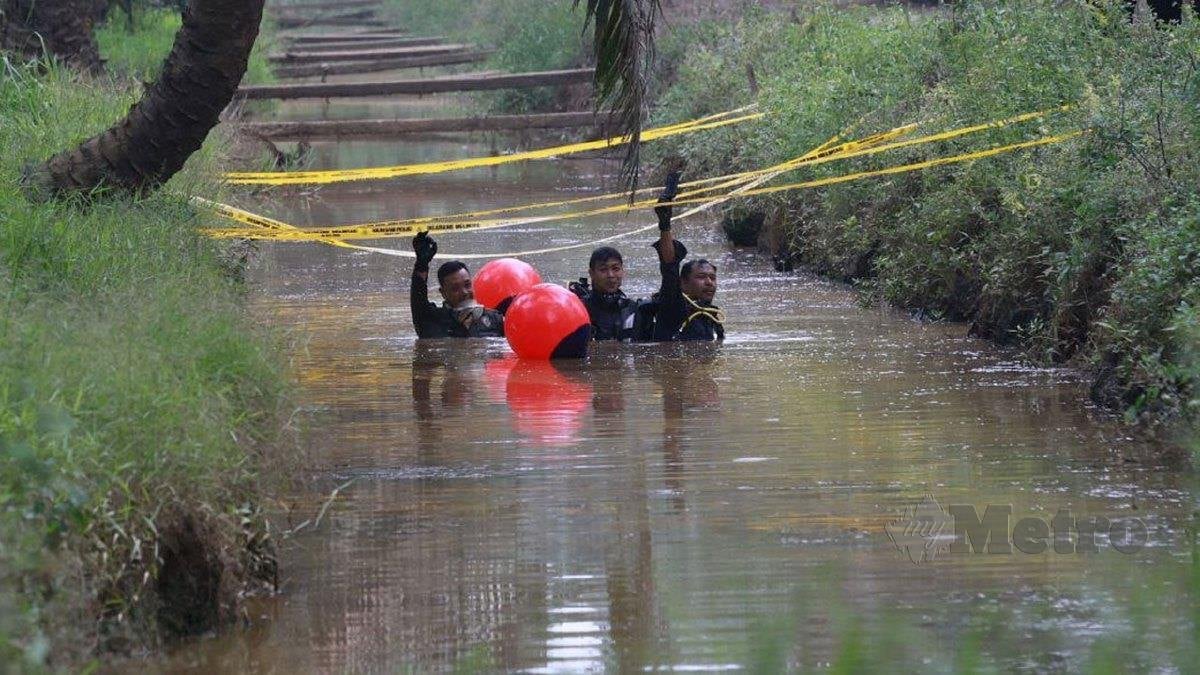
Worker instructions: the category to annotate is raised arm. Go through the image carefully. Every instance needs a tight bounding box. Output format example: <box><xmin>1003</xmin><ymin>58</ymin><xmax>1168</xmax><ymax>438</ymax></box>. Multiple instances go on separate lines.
<box><xmin>410</xmin><ymin>232</ymin><xmax>438</xmax><ymax>335</ymax></box>
<box><xmin>650</xmin><ymin>172</ymin><xmax>689</xmax><ymax>341</ymax></box>
<box><xmin>652</xmin><ymin>171</ymin><xmax>689</xmax><ymax>305</ymax></box>
<box><xmin>655</xmin><ymin>170</ymin><xmax>682</xmax><ymax>265</ymax></box>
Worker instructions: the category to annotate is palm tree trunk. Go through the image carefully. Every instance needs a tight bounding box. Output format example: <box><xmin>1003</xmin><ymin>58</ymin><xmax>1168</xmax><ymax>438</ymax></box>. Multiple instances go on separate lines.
<box><xmin>2</xmin><ymin>0</ymin><xmax>105</xmax><ymax>74</ymax></box>
<box><xmin>575</xmin><ymin>0</ymin><xmax>661</xmax><ymax>190</ymax></box>
<box><xmin>23</xmin><ymin>0</ymin><xmax>264</xmax><ymax>198</ymax></box>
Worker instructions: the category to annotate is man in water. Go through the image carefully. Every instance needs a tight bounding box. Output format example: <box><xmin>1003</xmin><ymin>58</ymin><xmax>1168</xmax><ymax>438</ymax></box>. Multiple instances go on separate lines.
<box><xmin>569</xmin><ymin>246</ymin><xmax>645</xmax><ymax>341</ymax></box>
<box><xmin>569</xmin><ymin>174</ymin><xmax>695</xmax><ymax>341</ymax></box>
<box><xmin>410</xmin><ymin>232</ymin><xmax>505</xmax><ymax>338</ymax></box>
<box><xmin>651</xmin><ymin>171</ymin><xmax>725</xmax><ymax>342</ymax></box>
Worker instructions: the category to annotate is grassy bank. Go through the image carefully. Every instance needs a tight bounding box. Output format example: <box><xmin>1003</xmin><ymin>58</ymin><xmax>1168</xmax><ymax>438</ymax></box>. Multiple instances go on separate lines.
<box><xmin>642</xmin><ymin>0</ymin><xmax>1200</xmax><ymax>441</ymax></box>
<box><xmin>1</xmin><ymin>16</ymin><xmax>289</xmax><ymax>670</ymax></box>
<box><xmin>382</xmin><ymin>0</ymin><xmax>586</xmax><ymax>112</ymax></box>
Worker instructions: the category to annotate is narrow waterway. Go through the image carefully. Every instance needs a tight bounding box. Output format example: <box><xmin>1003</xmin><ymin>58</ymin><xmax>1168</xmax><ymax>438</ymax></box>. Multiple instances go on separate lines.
<box><xmin>166</xmin><ymin>86</ymin><xmax>1196</xmax><ymax>671</ymax></box>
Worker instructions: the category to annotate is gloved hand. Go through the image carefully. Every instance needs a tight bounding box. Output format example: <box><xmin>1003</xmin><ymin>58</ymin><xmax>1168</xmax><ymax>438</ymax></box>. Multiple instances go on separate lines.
<box><xmin>568</xmin><ymin>277</ymin><xmax>590</xmax><ymax>299</ymax></box>
<box><xmin>655</xmin><ymin>170</ymin><xmax>682</xmax><ymax>231</ymax></box>
<box><xmin>412</xmin><ymin>231</ymin><xmax>437</xmax><ymax>270</ymax></box>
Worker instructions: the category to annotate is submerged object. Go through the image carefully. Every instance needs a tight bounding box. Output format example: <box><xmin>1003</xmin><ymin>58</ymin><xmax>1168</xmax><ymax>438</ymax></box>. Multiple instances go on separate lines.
<box><xmin>473</xmin><ymin>257</ymin><xmax>542</xmax><ymax>310</ymax></box>
<box><xmin>504</xmin><ymin>283</ymin><xmax>591</xmax><ymax>359</ymax></box>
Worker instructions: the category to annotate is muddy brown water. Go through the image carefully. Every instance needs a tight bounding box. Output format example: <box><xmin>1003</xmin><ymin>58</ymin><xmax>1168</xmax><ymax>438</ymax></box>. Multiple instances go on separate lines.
<box><xmin>162</xmin><ymin>89</ymin><xmax>1197</xmax><ymax>672</ymax></box>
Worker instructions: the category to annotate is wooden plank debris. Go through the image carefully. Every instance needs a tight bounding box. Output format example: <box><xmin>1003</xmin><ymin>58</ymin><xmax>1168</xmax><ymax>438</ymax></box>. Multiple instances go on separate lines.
<box><xmin>273</xmin><ymin>50</ymin><xmax>491</xmax><ymax>79</ymax></box>
<box><xmin>238</xmin><ymin>68</ymin><xmax>594</xmax><ymax>100</ymax></box>
<box><xmin>238</xmin><ymin>112</ymin><xmax>599</xmax><ymax>140</ymax></box>
<box><xmin>268</xmin><ymin>43</ymin><xmax>471</xmax><ymax>64</ymax></box>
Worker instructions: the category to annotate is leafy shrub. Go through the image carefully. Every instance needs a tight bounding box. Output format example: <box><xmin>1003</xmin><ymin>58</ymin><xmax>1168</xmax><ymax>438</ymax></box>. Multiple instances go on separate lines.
<box><xmin>647</xmin><ymin>0</ymin><xmax>1200</xmax><ymax>432</ymax></box>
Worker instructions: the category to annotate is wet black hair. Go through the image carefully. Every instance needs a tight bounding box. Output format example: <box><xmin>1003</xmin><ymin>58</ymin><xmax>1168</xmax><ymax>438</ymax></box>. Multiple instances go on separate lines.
<box><xmin>681</xmin><ymin>259</ymin><xmax>717</xmax><ymax>281</ymax></box>
<box><xmin>437</xmin><ymin>260</ymin><xmax>469</xmax><ymax>285</ymax></box>
<box><xmin>588</xmin><ymin>246</ymin><xmax>624</xmax><ymax>270</ymax></box>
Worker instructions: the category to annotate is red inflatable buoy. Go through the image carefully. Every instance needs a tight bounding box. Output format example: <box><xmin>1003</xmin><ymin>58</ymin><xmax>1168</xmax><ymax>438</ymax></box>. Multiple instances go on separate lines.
<box><xmin>504</xmin><ymin>283</ymin><xmax>592</xmax><ymax>359</ymax></box>
<box><xmin>473</xmin><ymin>258</ymin><xmax>542</xmax><ymax>310</ymax></box>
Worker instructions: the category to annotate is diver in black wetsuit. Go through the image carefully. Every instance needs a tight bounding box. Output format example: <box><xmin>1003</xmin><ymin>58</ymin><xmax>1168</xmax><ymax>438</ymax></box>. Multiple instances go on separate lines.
<box><xmin>410</xmin><ymin>232</ymin><xmax>505</xmax><ymax>338</ymax></box>
<box><xmin>568</xmin><ymin>173</ymin><xmax>704</xmax><ymax>342</ymax></box>
<box><xmin>568</xmin><ymin>246</ymin><xmax>650</xmax><ymax>341</ymax></box>
<box><xmin>650</xmin><ymin>172</ymin><xmax>725</xmax><ymax>342</ymax></box>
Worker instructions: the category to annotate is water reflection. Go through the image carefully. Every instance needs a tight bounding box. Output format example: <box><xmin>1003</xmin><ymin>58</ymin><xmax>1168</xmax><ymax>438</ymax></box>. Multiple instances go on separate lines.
<box><xmin>504</xmin><ymin>359</ymin><xmax>594</xmax><ymax>448</ymax></box>
<box><xmin>413</xmin><ymin>347</ymin><xmax>597</xmax><ymax>448</ymax></box>
<box><xmin>163</xmin><ymin>232</ymin><xmax>1195</xmax><ymax>674</ymax></box>
<box><xmin>410</xmin><ymin>340</ymin><xmax>476</xmax><ymax>458</ymax></box>
<box><xmin>655</xmin><ymin>345</ymin><xmax>721</xmax><ymax>516</ymax></box>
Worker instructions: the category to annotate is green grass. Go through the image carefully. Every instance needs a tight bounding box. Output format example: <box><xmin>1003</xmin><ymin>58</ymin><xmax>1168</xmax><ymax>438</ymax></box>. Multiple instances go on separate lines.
<box><xmin>96</xmin><ymin>8</ymin><xmax>181</xmax><ymax>80</ymax></box>
<box><xmin>645</xmin><ymin>0</ymin><xmax>1200</xmax><ymax>435</ymax></box>
<box><xmin>0</xmin><ymin>47</ymin><xmax>289</xmax><ymax>672</ymax></box>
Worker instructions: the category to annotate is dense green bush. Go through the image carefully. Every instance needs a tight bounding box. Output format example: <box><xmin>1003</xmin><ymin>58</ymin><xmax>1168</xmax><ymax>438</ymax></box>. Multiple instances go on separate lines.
<box><xmin>647</xmin><ymin>0</ymin><xmax>1200</xmax><ymax>438</ymax></box>
<box><xmin>0</xmin><ymin>55</ymin><xmax>288</xmax><ymax>669</ymax></box>
<box><xmin>95</xmin><ymin>7</ymin><xmax>182</xmax><ymax>79</ymax></box>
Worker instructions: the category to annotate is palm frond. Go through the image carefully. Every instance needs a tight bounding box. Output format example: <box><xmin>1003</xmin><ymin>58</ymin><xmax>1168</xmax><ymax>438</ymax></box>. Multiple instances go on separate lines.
<box><xmin>574</xmin><ymin>0</ymin><xmax>662</xmax><ymax>195</ymax></box>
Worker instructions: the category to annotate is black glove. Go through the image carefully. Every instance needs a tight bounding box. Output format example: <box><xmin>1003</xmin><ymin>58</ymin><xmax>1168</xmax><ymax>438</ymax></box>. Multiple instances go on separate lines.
<box><xmin>655</xmin><ymin>170</ymin><xmax>682</xmax><ymax>231</ymax></box>
<box><xmin>568</xmin><ymin>277</ymin><xmax>590</xmax><ymax>299</ymax></box>
<box><xmin>412</xmin><ymin>231</ymin><xmax>437</xmax><ymax>270</ymax></box>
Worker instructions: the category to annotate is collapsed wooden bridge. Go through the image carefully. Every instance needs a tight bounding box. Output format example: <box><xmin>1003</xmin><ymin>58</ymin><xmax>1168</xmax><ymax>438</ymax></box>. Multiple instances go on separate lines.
<box><xmin>271</xmin><ymin>51</ymin><xmax>492</xmax><ymax>79</ymax></box>
<box><xmin>271</xmin><ymin>0</ymin><xmax>383</xmax><ymax>11</ymax></box>
<box><xmin>286</xmin><ymin>30</ymin><xmax>411</xmax><ymax>44</ymax></box>
<box><xmin>267</xmin><ymin>42</ymin><xmax>473</xmax><ymax>64</ymax></box>
<box><xmin>238</xmin><ymin>68</ymin><xmax>594</xmax><ymax>100</ymax></box>
<box><xmin>240</xmin><ymin>112</ymin><xmax>601</xmax><ymax>141</ymax></box>
<box><xmin>274</xmin><ymin>12</ymin><xmax>387</xmax><ymax>29</ymax></box>
<box><xmin>249</xmin><ymin>2</ymin><xmax>598</xmax><ymax>139</ymax></box>
<box><xmin>277</xmin><ymin>36</ymin><xmax>450</xmax><ymax>53</ymax></box>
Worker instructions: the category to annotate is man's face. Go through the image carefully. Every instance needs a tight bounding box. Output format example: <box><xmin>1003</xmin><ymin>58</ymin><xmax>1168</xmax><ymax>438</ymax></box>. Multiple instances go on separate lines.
<box><xmin>681</xmin><ymin>263</ymin><xmax>717</xmax><ymax>304</ymax></box>
<box><xmin>589</xmin><ymin>258</ymin><xmax>625</xmax><ymax>295</ymax></box>
<box><xmin>439</xmin><ymin>269</ymin><xmax>474</xmax><ymax>308</ymax></box>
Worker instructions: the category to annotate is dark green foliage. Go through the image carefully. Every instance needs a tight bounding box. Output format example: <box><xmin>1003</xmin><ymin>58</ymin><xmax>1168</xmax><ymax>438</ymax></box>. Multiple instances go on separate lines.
<box><xmin>722</xmin><ymin>206</ymin><xmax>765</xmax><ymax>246</ymax></box>
<box><xmin>648</xmin><ymin>0</ymin><xmax>1200</xmax><ymax>437</ymax></box>
<box><xmin>573</xmin><ymin>0</ymin><xmax>662</xmax><ymax>184</ymax></box>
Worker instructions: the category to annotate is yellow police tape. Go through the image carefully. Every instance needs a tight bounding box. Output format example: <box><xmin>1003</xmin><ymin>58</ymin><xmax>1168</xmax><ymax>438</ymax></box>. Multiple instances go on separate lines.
<box><xmin>203</xmin><ymin>128</ymin><xmax>911</xmax><ymax>240</ymax></box>
<box><xmin>196</xmin><ymin>126</ymin><xmax>893</xmax><ymax>240</ymax></box>
<box><xmin>202</xmin><ymin>129</ymin><xmax>1083</xmax><ymax>246</ymax></box>
<box><xmin>319</xmin><ymin>128</ymin><xmax>836</xmax><ymax>260</ymax></box>
<box><xmin>202</xmin><ymin>107</ymin><xmax>1074</xmax><ymax>243</ymax></box>
<box><xmin>211</xmin><ymin>105</ymin><xmax>1065</xmax><ymax>234</ymax></box>
<box><xmin>269</xmin><ymin>122</ymin><xmax>916</xmax><ymax>233</ymax></box>
<box><xmin>361</xmin><ymin>129</ymin><xmax>1087</xmax><ymax>261</ymax></box>
<box><xmin>191</xmin><ymin>120</ymin><xmax>857</xmax><ymax>259</ymax></box>
<box><xmin>223</xmin><ymin>106</ymin><xmax>764</xmax><ymax>186</ymax></box>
